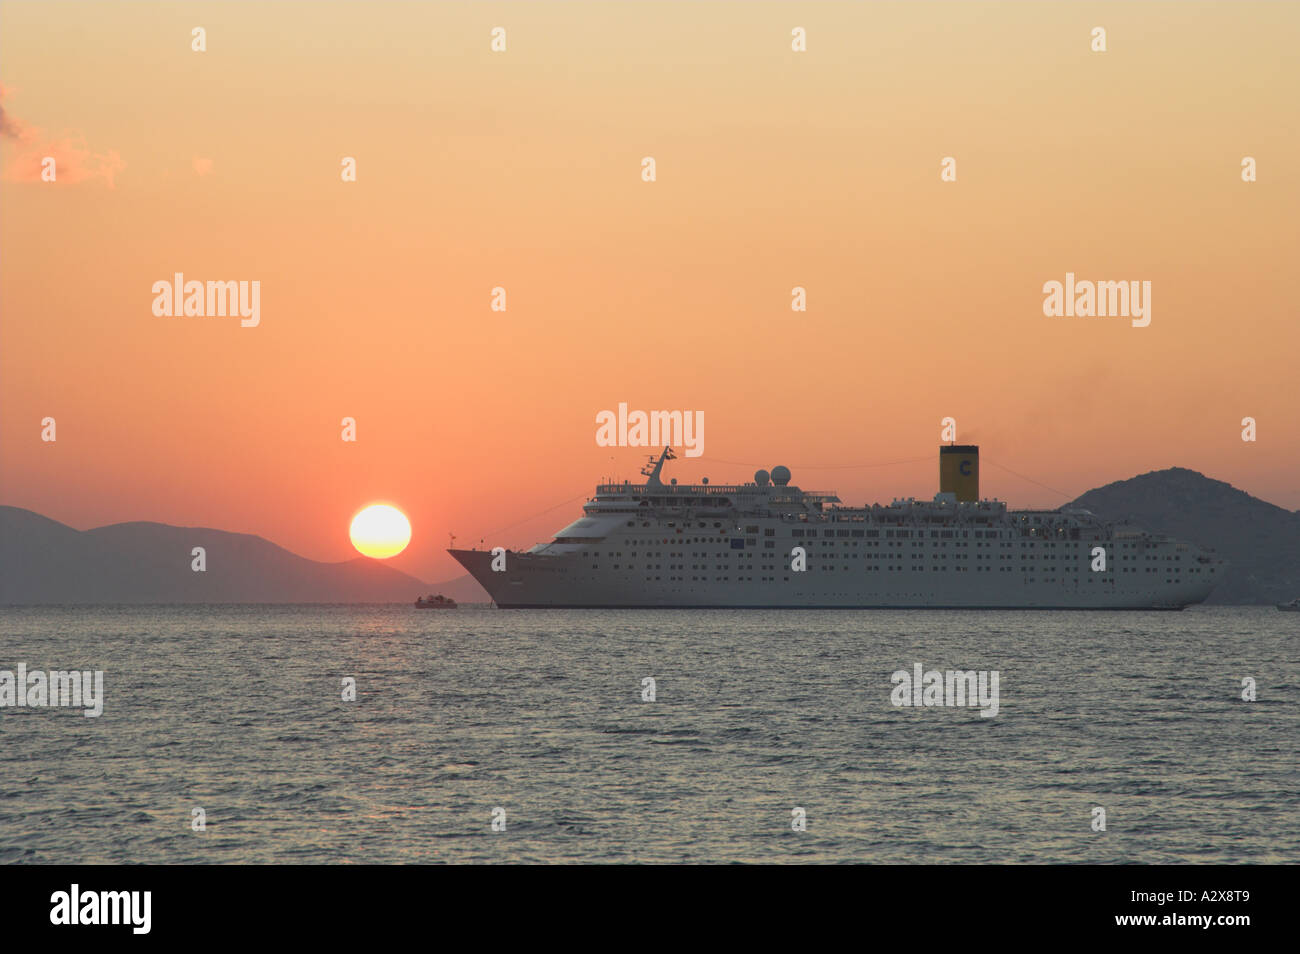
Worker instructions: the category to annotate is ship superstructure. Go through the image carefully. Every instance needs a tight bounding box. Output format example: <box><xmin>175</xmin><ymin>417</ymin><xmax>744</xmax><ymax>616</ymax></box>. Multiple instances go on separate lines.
<box><xmin>450</xmin><ymin>446</ymin><xmax>1225</xmax><ymax>609</ymax></box>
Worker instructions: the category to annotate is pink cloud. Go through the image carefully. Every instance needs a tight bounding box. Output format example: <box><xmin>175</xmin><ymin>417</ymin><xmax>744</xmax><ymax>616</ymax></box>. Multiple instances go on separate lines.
<box><xmin>0</xmin><ymin>84</ymin><xmax>124</xmax><ymax>187</ymax></box>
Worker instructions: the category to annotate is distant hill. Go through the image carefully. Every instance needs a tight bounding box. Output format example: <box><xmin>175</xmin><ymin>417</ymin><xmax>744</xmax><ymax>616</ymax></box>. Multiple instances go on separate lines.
<box><xmin>1069</xmin><ymin>468</ymin><xmax>1300</xmax><ymax>605</ymax></box>
<box><xmin>0</xmin><ymin>506</ymin><xmax>484</xmax><ymax>604</ymax></box>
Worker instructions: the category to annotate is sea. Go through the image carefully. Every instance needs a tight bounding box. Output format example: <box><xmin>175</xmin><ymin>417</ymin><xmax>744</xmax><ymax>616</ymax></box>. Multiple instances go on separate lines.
<box><xmin>0</xmin><ymin>604</ymin><xmax>1295</xmax><ymax>864</ymax></box>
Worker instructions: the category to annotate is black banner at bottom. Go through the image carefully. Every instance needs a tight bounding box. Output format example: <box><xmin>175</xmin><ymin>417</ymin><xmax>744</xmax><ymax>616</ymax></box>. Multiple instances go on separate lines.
<box><xmin>0</xmin><ymin>864</ymin><xmax>1279</xmax><ymax>942</ymax></box>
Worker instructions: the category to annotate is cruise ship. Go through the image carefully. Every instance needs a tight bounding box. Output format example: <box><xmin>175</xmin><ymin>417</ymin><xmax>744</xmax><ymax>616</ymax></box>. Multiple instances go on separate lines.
<box><xmin>450</xmin><ymin>445</ymin><xmax>1225</xmax><ymax>609</ymax></box>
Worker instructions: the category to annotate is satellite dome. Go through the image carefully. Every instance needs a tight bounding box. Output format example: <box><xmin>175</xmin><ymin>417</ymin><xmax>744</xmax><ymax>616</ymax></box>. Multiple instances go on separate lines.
<box><xmin>754</xmin><ymin>469</ymin><xmax>770</xmax><ymax>486</ymax></box>
<box><xmin>771</xmin><ymin>465</ymin><xmax>791</xmax><ymax>486</ymax></box>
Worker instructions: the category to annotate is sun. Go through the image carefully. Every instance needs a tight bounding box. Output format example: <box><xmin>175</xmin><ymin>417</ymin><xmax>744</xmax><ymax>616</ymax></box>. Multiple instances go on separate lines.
<box><xmin>349</xmin><ymin>504</ymin><xmax>411</xmax><ymax>559</ymax></box>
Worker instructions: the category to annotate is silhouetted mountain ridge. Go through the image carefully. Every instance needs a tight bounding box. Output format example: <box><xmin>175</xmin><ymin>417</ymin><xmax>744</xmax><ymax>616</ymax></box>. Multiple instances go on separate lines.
<box><xmin>0</xmin><ymin>506</ymin><xmax>483</xmax><ymax>604</ymax></box>
<box><xmin>1069</xmin><ymin>468</ymin><xmax>1299</xmax><ymax>605</ymax></box>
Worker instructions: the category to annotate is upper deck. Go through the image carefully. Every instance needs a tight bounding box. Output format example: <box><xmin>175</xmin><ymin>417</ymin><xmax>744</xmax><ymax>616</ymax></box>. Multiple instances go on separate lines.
<box><xmin>594</xmin><ymin>480</ymin><xmax>839</xmax><ymax>503</ymax></box>
<box><xmin>586</xmin><ymin>448</ymin><xmax>1125</xmax><ymax>534</ymax></box>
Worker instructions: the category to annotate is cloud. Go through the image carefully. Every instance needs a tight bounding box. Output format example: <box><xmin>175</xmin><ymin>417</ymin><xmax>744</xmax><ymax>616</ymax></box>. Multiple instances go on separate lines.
<box><xmin>192</xmin><ymin>157</ymin><xmax>213</xmax><ymax>176</ymax></box>
<box><xmin>0</xmin><ymin>84</ymin><xmax>124</xmax><ymax>187</ymax></box>
<box><xmin>0</xmin><ymin>83</ymin><xmax>29</xmax><ymax>140</ymax></box>
<box><xmin>0</xmin><ymin>109</ymin><xmax>24</xmax><ymax>140</ymax></box>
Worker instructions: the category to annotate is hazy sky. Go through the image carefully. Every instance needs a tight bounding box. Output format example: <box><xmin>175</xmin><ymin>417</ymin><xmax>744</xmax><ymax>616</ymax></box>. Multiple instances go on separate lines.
<box><xmin>2</xmin><ymin>1</ymin><xmax>1297</xmax><ymax>582</ymax></box>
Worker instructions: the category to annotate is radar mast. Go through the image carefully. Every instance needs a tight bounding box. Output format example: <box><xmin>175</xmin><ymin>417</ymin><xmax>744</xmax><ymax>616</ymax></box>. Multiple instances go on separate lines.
<box><xmin>641</xmin><ymin>447</ymin><xmax>676</xmax><ymax>487</ymax></box>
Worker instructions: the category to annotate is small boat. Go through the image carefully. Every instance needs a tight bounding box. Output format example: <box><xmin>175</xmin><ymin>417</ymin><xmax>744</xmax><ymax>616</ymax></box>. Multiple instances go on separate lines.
<box><xmin>1276</xmin><ymin>598</ymin><xmax>1300</xmax><ymax>612</ymax></box>
<box><xmin>415</xmin><ymin>594</ymin><xmax>457</xmax><ymax>609</ymax></box>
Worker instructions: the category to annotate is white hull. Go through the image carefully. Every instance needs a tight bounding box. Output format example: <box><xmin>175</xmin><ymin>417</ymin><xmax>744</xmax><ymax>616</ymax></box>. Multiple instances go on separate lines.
<box><xmin>451</xmin><ymin>530</ymin><xmax>1221</xmax><ymax>610</ymax></box>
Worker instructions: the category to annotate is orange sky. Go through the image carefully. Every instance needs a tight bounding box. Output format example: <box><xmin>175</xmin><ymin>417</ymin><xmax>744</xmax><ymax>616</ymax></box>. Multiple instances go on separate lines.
<box><xmin>2</xmin><ymin>1</ymin><xmax>1297</xmax><ymax>584</ymax></box>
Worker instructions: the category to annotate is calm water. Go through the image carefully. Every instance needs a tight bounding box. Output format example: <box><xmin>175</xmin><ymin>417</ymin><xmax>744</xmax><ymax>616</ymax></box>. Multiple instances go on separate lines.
<box><xmin>1</xmin><ymin>605</ymin><xmax>1295</xmax><ymax>864</ymax></box>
